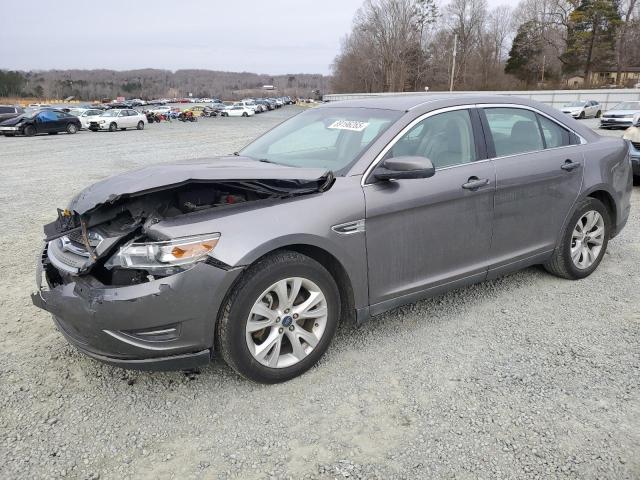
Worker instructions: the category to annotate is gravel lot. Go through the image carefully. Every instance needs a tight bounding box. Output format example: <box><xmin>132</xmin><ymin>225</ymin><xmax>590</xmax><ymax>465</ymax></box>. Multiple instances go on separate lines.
<box><xmin>0</xmin><ymin>108</ymin><xmax>638</xmax><ymax>480</ymax></box>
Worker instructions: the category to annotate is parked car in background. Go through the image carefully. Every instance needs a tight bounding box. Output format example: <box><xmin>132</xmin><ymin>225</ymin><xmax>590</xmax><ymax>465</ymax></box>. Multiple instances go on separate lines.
<box><xmin>0</xmin><ymin>105</ymin><xmax>25</xmax><ymax>122</ymax></box>
<box><xmin>0</xmin><ymin>109</ymin><xmax>81</xmax><ymax>136</ymax></box>
<box><xmin>32</xmin><ymin>95</ymin><xmax>632</xmax><ymax>383</ymax></box>
<box><xmin>149</xmin><ymin>105</ymin><xmax>171</xmax><ymax>115</ymax></box>
<box><xmin>623</xmin><ymin>113</ymin><xmax>640</xmax><ymax>182</ymax></box>
<box><xmin>561</xmin><ymin>100</ymin><xmax>601</xmax><ymax>119</ymax></box>
<box><xmin>220</xmin><ymin>105</ymin><xmax>255</xmax><ymax>117</ymax></box>
<box><xmin>69</xmin><ymin>108</ymin><xmax>104</xmax><ymax>130</ymax></box>
<box><xmin>600</xmin><ymin>101</ymin><xmax>640</xmax><ymax>129</ymax></box>
<box><xmin>184</xmin><ymin>105</ymin><xmax>208</xmax><ymax>117</ymax></box>
<box><xmin>235</xmin><ymin>101</ymin><xmax>260</xmax><ymax>113</ymax></box>
<box><xmin>89</xmin><ymin>109</ymin><xmax>147</xmax><ymax>132</ymax></box>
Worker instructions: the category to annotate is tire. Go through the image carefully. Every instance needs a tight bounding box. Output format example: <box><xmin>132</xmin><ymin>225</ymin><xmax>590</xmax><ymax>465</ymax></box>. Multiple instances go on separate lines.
<box><xmin>137</xmin><ymin>121</ymin><xmax>144</xmax><ymax>130</ymax></box>
<box><xmin>544</xmin><ymin>197</ymin><xmax>610</xmax><ymax>280</ymax></box>
<box><xmin>596</xmin><ymin>110</ymin><xmax>602</xmax><ymax>118</ymax></box>
<box><xmin>108</xmin><ymin>122</ymin><xmax>117</xmax><ymax>132</ymax></box>
<box><xmin>216</xmin><ymin>250</ymin><xmax>340</xmax><ymax>384</ymax></box>
<box><xmin>221</xmin><ymin>112</ymin><xmax>228</xmax><ymax>117</ymax></box>
<box><xmin>242</xmin><ymin>112</ymin><xmax>248</xmax><ymax>117</ymax></box>
<box><xmin>66</xmin><ymin>123</ymin><xmax>78</xmax><ymax>134</ymax></box>
<box><xmin>24</xmin><ymin>125</ymin><xmax>36</xmax><ymax>137</ymax></box>
<box><xmin>579</xmin><ymin>111</ymin><xmax>585</xmax><ymax>119</ymax></box>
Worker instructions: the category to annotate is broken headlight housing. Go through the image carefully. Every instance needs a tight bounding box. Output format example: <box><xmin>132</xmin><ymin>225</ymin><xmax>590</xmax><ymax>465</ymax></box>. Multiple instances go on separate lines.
<box><xmin>105</xmin><ymin>233</ymin><xmax>220</xmax><ymax>272</ymax></box>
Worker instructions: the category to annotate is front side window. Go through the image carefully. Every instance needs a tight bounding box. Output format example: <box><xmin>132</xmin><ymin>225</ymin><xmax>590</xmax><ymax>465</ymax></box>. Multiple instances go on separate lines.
<box><xmin>242</xmin><ymin>107</ymin><xmax>401</xmax><ymax>173</ymax></box>
<box><xmin>37</xmin><ymin>110</ymin><xmax>58</xmax><ymax>122</ymax></box>
<box><xmin>484</xmin><ymin>108</ymin><xmax>544</xmax><ymax>157</ymax></box>
<box><xmin>385</xmin><ymin>109</ymin><xmax>477</xmax><ymax>169</ymax></box>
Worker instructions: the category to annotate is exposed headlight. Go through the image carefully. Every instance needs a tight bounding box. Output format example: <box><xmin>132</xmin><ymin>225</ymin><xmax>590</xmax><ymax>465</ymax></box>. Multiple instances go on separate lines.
<box><xmin>105</xmin><ymin>233</ymin><xmax>220</xmax><ymax>271</ymax></box>
<box><xmin>98</xmin><ymin>120</ymin><xmax>106</xmax><ymax>124</ymax></box>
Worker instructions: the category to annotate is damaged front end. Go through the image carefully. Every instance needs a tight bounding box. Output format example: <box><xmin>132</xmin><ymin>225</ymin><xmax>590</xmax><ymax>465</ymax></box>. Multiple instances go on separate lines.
<box><xmin>39</xmin><ymin>159</ymin><xmax>334</xmax><ymax>285</ymax></box>
<box><xmin>31</xmin><ymin>158</ymin><xmax>334</xmax><ymax>369</ymax></box>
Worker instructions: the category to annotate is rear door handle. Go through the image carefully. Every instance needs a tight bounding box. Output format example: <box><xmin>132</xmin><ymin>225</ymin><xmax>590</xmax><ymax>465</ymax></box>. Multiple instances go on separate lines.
<box><xmin>462</xmin><ymin>177</ymin><xmax>490</xmax><ymax>190</ymax></box>
<box><xmin>561</xmin><ymin>160</ymin><xmax>581</xmax><ymax>171</ymax></box>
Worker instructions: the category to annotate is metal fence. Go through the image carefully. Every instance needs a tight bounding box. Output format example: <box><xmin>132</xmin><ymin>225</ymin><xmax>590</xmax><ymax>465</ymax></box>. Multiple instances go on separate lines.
<box><xmin>323</xmin><ymin>89</ymin><xmax>640</xmax><ymax>111</ymax></box>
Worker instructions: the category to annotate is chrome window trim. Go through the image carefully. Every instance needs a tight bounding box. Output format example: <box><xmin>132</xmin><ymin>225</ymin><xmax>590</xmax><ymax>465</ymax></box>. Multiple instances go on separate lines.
<box><xmin>361</xmin><ymin>105</ymin><xmax>474</xmax><ymax>186</ymax></box>
<box><xmin>361</xmin><ymin>103</ymin><xmax>589</xmax><ymax>187</ymax></box>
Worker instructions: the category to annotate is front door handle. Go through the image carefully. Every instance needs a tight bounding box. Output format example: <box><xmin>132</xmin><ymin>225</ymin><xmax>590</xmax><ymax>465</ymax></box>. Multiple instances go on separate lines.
<box><xmin>561</xmin><ymin>160</ymin><xmax>581</xmax><ymax>171</ymax></box>
<box><xmin>462</xmin><ymin>177</ymin><xmax>490</xmax><ymax>190</ymax></box>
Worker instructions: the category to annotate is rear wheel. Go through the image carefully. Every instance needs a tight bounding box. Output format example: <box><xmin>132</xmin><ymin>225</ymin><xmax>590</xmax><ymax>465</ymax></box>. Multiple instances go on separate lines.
<box><xmin>66</xmin><ymin>123</ymin><xmax>78</xmax><ymax>134</ymax></box>
<box><xmin>137</xmin><ymin>121</ymin><xmax>144</xmax><ymax>130</ymax></box>
<box><xmin>109</xmin><ymin>122</ymin><xmax>117</xmax><ymax>132</ymax></box>
<box><xmin>544</xmin><ymin>198</ymin><xmax>610</xmax><ymax>280</ymax></box>
<box><xmin>217</xmin><ymin>251</ymin><xmax>340</xmax><ymax>383</ymax></box>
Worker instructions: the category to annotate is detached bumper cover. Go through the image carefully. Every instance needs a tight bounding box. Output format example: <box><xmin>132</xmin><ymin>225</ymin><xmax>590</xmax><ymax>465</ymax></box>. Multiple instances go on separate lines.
<box><xmin>32</xmin><ymin>258</ymin><xmax>242</xmax><ymax>371</ymax></box>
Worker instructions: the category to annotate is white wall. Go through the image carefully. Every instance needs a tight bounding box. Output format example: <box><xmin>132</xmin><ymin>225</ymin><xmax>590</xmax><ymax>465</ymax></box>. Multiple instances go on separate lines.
<box><xmin>323</xmin><ymin>89</ymin><xmax>640</xmax><ymax>111</ymax></box>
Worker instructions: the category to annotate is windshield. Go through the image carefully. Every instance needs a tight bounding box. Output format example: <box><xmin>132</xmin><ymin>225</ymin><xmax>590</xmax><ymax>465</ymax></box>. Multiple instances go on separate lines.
<box><xmin>564</xmin><ymin>102</ymin><xmax>584</xmax><ymax>107</ymax></box>
<box><xmin>612</xmin><ymin>102</ymin><xmax>640</xmax><ymax>110</ymax></box>
<box><xmin>241</xmin><ymin>107</ymin><xmax>402</xmax><ymax>174</ymax></box>
<box><xmin>101</xmin><ymin>110</ymin><xmax>119</xmax><ymax>117</ymax></box>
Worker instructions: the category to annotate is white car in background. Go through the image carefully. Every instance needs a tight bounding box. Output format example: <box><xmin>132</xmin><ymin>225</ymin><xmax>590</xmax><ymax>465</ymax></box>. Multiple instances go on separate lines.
<box><xmin>149</xmin><ymin>105</ymin><xmax>171</xmax><ymax>115</ymax></box>
<box><xmin>220</xmin><ymin>105</ymin><xmax>255</xmax><ymax>117</ymax></box>
<box><xmin>69</xmin><ymin>108</ymin><xmax>104</xmax><ymax>129</ymax></box>
<box><xmin>560</xmin><ymin>100</ymin><xmax>602</xmax><ymax>119</ymax></box>
<box><xmin>235</xmin><ymin>101</ymin><xmax>260</xmax><ymax>113</ymax></box>
<box><xmin>88</xmin><ymin>109</ymin><xmax>147</xmax><ymax>132</ymax></box>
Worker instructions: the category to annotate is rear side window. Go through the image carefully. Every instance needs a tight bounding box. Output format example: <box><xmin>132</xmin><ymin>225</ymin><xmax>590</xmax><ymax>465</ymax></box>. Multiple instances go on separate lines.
<box><xmin>484</xmin><ymin>108</ymin><xmax>544</xmax><ymax>156</ymax></box>
<box><xmin>0</xmin><ymin>107</ymin><xmax>15</xmax><ymax>114</ymax></box>
<box><xmin>537</xmin><ymin>114</ymin><xmax>571</xmax><ymax>148</ymax></box>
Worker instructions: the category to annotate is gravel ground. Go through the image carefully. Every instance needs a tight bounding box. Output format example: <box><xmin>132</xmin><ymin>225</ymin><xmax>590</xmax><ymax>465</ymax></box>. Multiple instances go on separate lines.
<box><xmin>0</xmin><ymin>108</ymin><xmax>638</xmax><ymax>480</ymax></box>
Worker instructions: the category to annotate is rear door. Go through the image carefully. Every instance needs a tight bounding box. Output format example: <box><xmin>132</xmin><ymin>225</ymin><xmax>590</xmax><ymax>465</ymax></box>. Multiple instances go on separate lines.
<box><xmin>480</xmin><ymin>106</ymin><xmax>583</xmax><ymax>274</ymax></box>
<box><xmin>364</xmin><ymin>107</ymin><xmax>496</xmax><ymax>309</ymax></box>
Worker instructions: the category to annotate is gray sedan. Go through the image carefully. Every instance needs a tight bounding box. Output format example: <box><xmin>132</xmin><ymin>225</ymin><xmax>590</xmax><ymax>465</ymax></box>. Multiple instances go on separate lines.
<box><xmin>33</xmin><ymin>94</ymin><xmax>633</xmax><ymax>383</ymax></box>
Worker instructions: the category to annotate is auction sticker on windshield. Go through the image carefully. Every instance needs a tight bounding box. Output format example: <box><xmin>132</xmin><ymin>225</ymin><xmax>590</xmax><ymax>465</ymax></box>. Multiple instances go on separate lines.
<box><xmin>328</xmin><ymin>120</ymin><xmax>369</xmax><ymax>132</ymax></box>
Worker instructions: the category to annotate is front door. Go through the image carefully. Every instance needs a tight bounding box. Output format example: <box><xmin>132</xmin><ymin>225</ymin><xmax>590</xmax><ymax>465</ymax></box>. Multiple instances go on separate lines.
<box><xmin>480</xmin><ymin>106</ymin><xmax>584</xmax><ymax>270</ymax></box>
<box><xmin>364</xmin><ymin>107</ymin><xmax>496</xmax><ymax>311</ymax></box>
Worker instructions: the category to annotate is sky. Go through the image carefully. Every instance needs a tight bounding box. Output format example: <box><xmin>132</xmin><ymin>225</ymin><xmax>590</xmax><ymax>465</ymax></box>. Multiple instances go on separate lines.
<box><xmin>1</xmin><ymin>0</ymin><xmax>509</xmax><ymax>75</ymax></box>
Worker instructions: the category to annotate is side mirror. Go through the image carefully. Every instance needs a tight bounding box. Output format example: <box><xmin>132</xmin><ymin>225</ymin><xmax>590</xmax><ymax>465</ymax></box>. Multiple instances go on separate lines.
<box><xmin>373</xmin><ymin>156</ymin><xmax>436</xmax><ymax>181</ymax></box>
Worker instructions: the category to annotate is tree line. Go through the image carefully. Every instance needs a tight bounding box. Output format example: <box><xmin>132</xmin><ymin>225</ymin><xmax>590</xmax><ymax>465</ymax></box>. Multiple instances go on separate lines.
<box><xmin>0</xmin><ymin>69</ymin><xmax>329</xmax><ymax>101</ymax></box>
<box><xmin>331</xmin><ymin>0</ymin><xmax>640</xmax><ymax>92</ymax></box>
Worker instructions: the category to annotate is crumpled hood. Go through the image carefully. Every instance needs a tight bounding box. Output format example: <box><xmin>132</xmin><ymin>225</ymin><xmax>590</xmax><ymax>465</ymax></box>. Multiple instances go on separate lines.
<box><xmin>0</xmin><ymin>115</ymin><xmax>25</xmax><ymax>126</ymax></box>
<box><xmin>69</xmin><ymin>156</ymin><xmax>333</xmax><ymax>214</ymax></box>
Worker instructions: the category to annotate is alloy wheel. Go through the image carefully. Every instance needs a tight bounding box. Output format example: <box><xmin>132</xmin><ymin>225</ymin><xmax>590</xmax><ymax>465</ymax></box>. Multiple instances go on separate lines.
<box><xmin>245</xmin><ymin>277</ymin><xmax>328</xmax><ymax>368</ymax></box>
<box><xmin>571</xmin><ymin>210</ymin><xmax>605</xmax><ymax>269</ymax></box>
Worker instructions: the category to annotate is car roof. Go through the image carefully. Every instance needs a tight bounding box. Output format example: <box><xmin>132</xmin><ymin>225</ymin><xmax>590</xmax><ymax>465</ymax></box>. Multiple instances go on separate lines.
<box><xmin>317</xmin><ymin>93</ymin><xmax>552</xmax><ymax>111</ymax></box>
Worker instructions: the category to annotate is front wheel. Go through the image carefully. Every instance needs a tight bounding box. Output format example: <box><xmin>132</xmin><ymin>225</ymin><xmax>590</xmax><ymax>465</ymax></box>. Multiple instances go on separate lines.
<box><xmin>579</xmin><ymin>111</ymin><xmax>585</xmax><ymax>119</ymax></box>
<box><xmin>544</xmin><ymin>198</ymin><xmax>610</xmax><ymax>280</ymax></box>
<box><xmin>24</xmin><ymin>125</ymin><xmax>36</xmax><ymax>136</ymax></box>
<box><xmin>596</xmin><ymin>110</ymin><xmax>602</xmax><ymax>118</ymax></box>
<box><xmin>66</xmin><ymin>123</ymin><xmax>78</xmax><ymax>134</ymax></box>
<box><xmin>108</xmin><ymin>122</ymin><xmax>117</xmax><ymax>132</ymax></box>
<box><xmin>137</xmin><ymin>121</ymin><xmax>144</xmax><ymax>130</ymax></box>
<box><xmin>217</xmin><ymin>251</ymin><xmax>340</xmax><ymax>383</ymax></box>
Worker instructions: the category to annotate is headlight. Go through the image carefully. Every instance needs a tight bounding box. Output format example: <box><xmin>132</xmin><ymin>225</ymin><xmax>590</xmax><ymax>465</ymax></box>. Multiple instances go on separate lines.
<box><xmin>105</xmin><ymin>233</ymin><xmax>220</xmax><ymax>272</ymax></box>
<box><xmin>623</xmin><ymin>114</ymin><xmax>635</xmax><ymax>118</ymax></box>
<box><xmin>98</xmin><ymin>120</ymin><xmax>106</xmax><ymax>124</ymax></box>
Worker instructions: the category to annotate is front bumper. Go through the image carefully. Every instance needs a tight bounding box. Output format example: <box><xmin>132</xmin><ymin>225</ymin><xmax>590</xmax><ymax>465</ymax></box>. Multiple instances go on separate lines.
<box><xmin>32</xmin><ymin>252</ymin><xmax>243</xmax><ymax>371</ymax></box>
<box><xmin>0</xmin><ymin>126</ymin><xmax>18</xmax><ymax>132</ymax></box>
<box><xmin>600</xmin><ymin>118</ymin><xmax>633</xmax><ymax>128</ymax></box>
